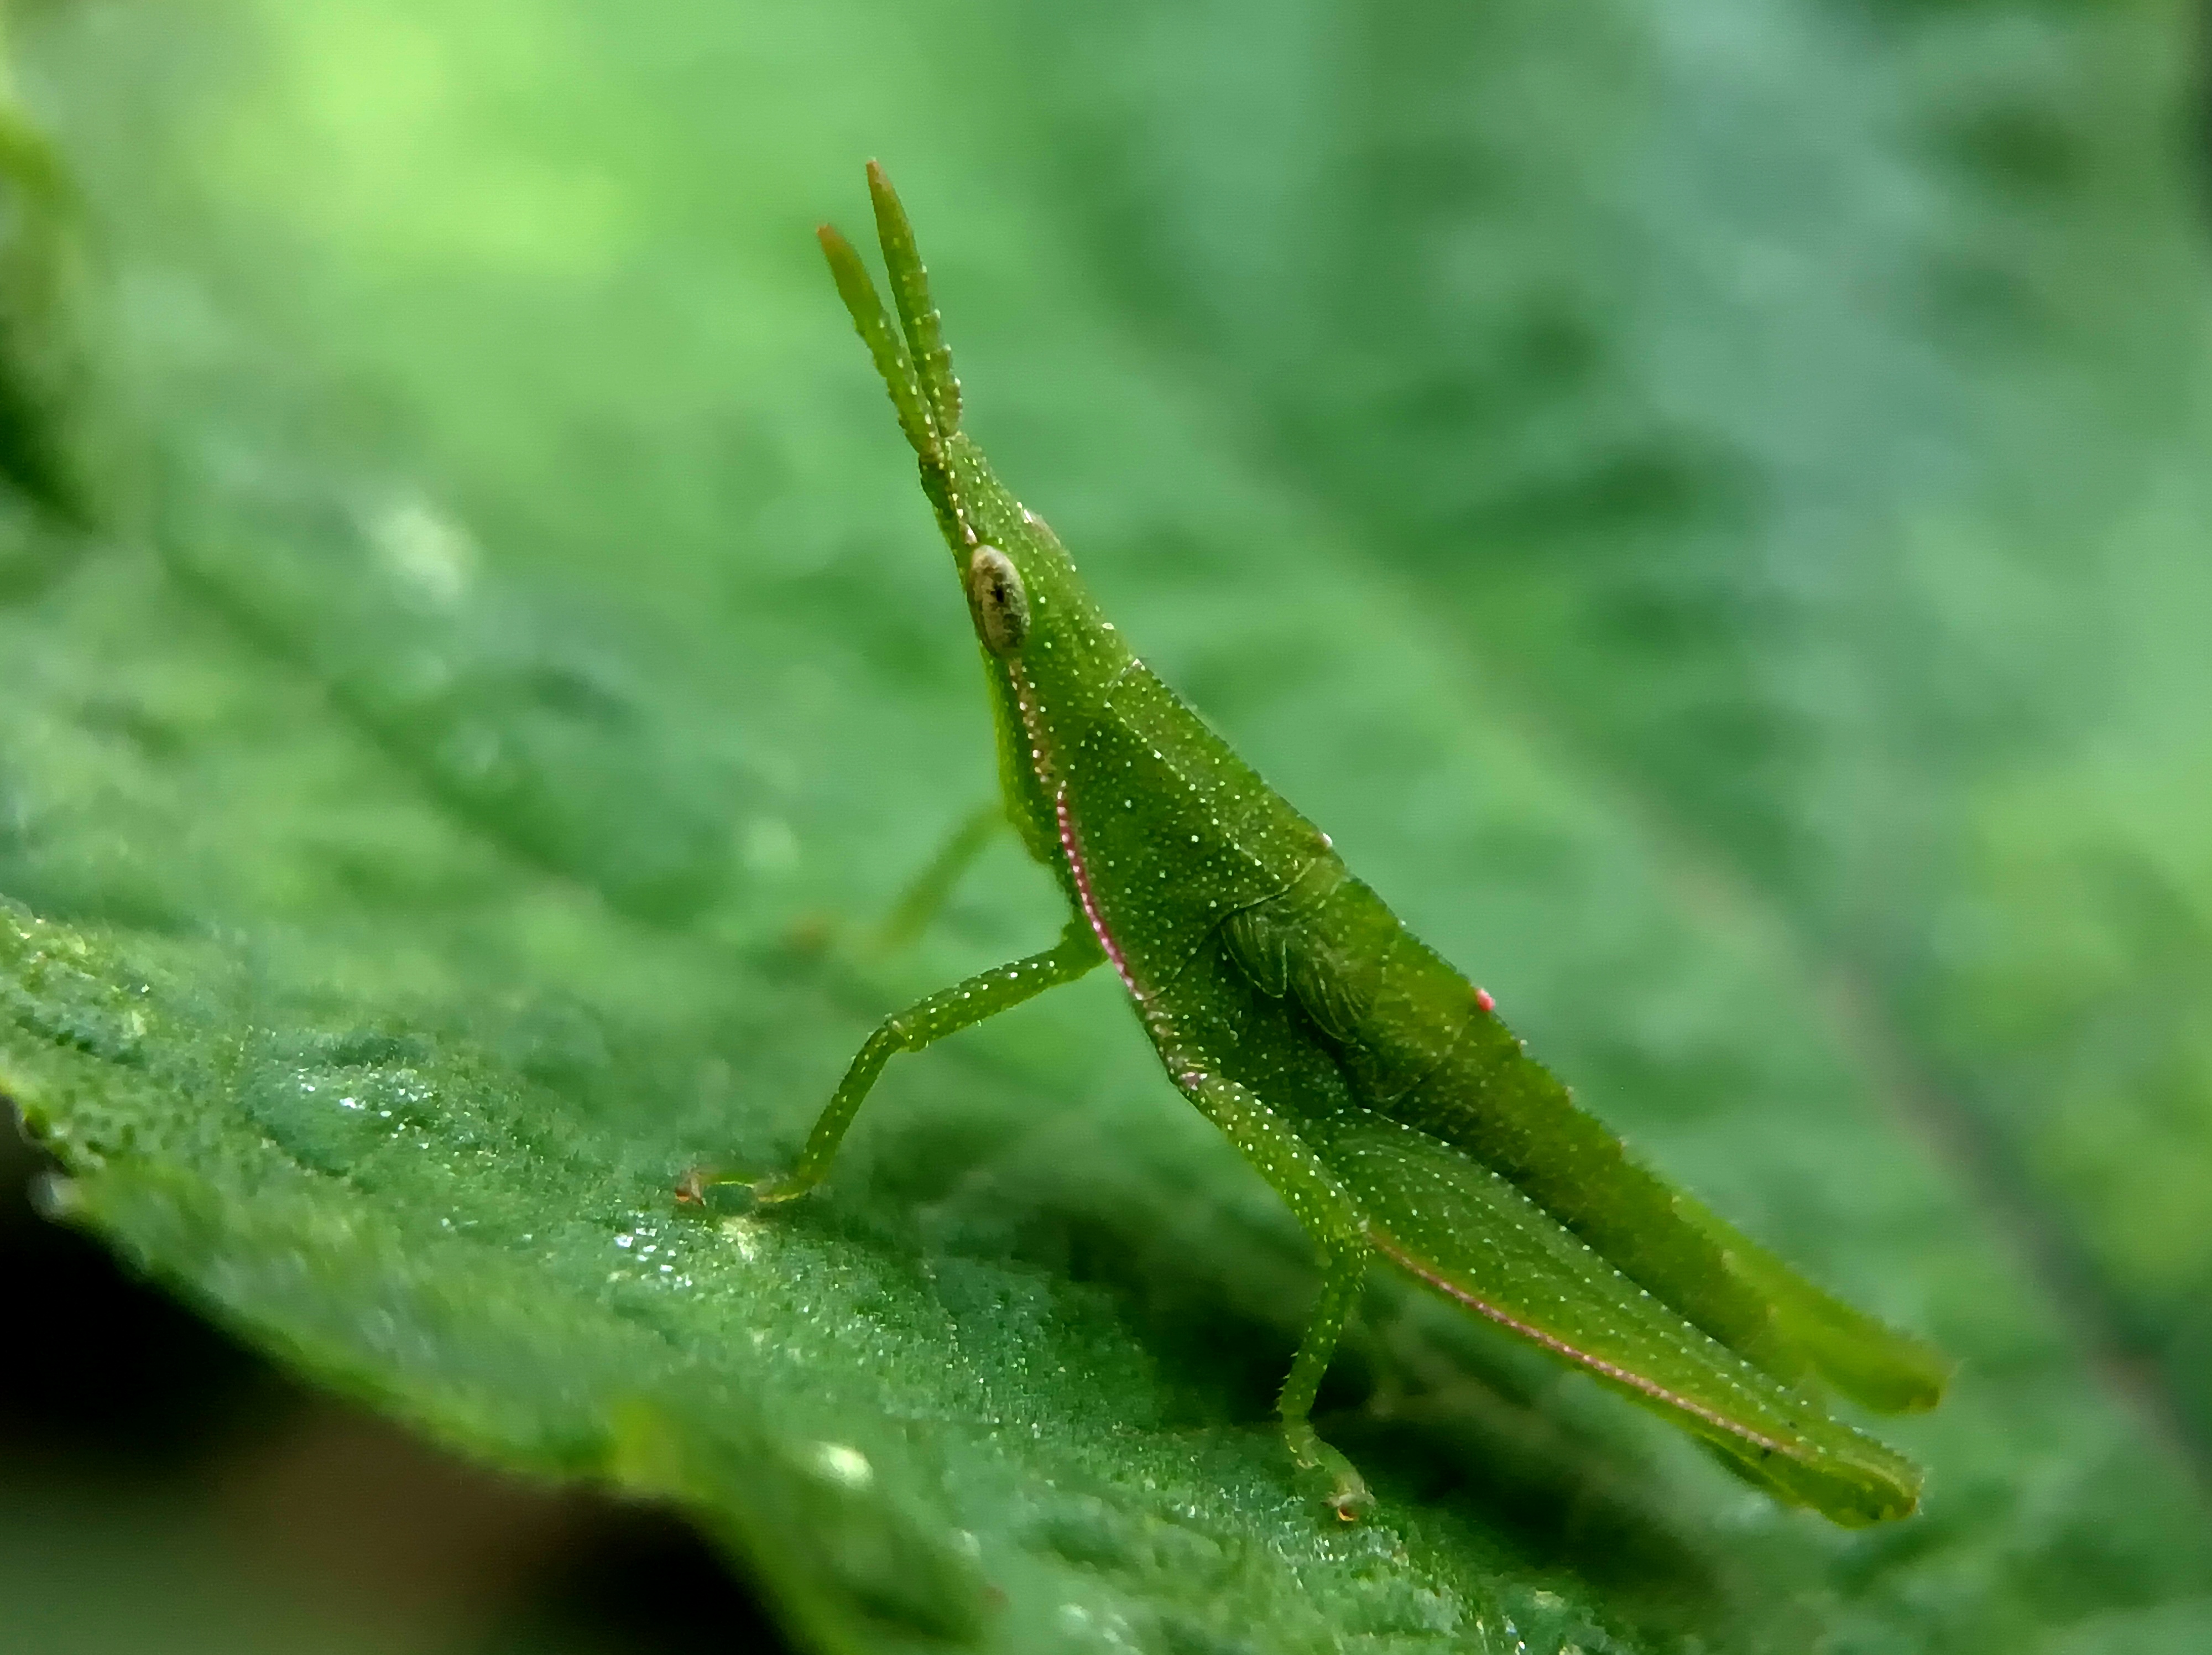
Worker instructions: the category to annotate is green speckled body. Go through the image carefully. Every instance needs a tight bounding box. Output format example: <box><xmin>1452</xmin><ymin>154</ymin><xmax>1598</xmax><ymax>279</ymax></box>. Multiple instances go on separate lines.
<box><xmin>943</xmin><ymin>426</ymin><xmax>1809</xmax><ymax>1368</ymax></box>
<box><xmin>738</xmin><ymin>164</ymin><xmax>1951</xmax><ymax>1527</ymax></box>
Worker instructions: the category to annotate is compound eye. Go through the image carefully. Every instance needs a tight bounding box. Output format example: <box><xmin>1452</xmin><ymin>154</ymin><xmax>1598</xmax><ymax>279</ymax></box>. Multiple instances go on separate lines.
<box><xmin>966</xmin><ymin>544</ymin><xmax>1030</xmax><ymax>657</ymax></box>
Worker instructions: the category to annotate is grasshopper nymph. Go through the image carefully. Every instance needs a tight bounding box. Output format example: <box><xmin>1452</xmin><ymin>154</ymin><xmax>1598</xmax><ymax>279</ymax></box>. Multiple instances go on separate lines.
<box><xmin>685</xmin><ymin>163</ymin><xmax>1948</xmax><ymax>1524</ymax></box>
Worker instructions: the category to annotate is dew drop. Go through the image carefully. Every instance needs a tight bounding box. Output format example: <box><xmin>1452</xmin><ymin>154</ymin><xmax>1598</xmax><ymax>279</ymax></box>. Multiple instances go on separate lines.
<box><xmin>813</xmin><ymin>1441</ymin><xmax>873</xmax><ymax>1489</ymax></box>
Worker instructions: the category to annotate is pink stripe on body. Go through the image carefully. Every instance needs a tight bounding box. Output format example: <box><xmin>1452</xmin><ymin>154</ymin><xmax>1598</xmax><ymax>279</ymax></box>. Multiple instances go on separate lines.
<box><xmin>1003</xmin><ymin>658</ymin><xmax>1147</xmax><ymax>1007</ymax></box>
<box><xmin>1057</xmin><ymin>789</ymin><xmax>1145</xmax><ymax>1004</ymax></box>
<box><xmin>1367</xmin><ymin>1227</ymin><xmax>1801</xmax><ymax>1459</ymax></box>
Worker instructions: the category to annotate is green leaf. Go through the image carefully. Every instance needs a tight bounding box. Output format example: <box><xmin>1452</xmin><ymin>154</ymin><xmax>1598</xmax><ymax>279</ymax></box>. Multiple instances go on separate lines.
<box><xmin>5</xmin><ymin>1</ymin><xmax>2211</xmax><ymax>1651</ymax></box>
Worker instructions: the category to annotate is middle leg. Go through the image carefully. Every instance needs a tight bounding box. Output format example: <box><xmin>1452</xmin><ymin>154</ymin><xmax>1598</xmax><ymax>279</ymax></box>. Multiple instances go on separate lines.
<box><xmin>1175</xmin><ymin>1067</ymin><xmax>1376</xmax><ymax>1519</ymax></box>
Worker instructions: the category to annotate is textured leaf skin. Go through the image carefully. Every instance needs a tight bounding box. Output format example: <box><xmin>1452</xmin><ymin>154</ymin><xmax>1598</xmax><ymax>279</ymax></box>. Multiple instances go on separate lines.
<box><xmin>0</xmin><ymin>905</ymin><xmax>998</xmax><ymax>1653</ymax></box>
<box><xmin>7</xmin><ymin>2</ymin><xmax>2212</xmax><ymax>1652</ymax></box>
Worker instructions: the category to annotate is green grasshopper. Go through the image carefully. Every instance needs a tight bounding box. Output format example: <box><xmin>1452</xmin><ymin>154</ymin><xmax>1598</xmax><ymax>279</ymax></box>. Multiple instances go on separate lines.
<box><xmin>686</xmin><ymin>163</ymin><xmax>1948</xmax><ymax>1525</ymax></box>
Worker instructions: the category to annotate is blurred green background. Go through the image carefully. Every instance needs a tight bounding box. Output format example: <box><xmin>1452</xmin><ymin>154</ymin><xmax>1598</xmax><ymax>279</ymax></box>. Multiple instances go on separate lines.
<box><xmin>3</xmin><ymin>0</ymin><xmax>2211</xmax><ymax>1651</ymax></box>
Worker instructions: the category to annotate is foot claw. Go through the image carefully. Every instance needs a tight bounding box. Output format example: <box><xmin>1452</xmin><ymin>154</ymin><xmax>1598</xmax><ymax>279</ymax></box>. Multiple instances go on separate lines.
<box><xmin>1328</xmin><ymin>1477</ymin><xmax>1375</xmax><ymax>1523</ymax></box>
<box><xmin>673</xmin><ymin>1167</ymin><xmax>770</xmax><ymax>1216</ymax></box>
<box><xmin>1288</xmin><ymin>1430</ymin><xmax>1374</xmax><ymax>1522</ymax></box>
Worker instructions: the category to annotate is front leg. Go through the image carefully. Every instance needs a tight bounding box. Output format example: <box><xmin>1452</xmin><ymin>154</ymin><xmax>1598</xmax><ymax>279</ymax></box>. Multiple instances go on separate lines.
<box><xmin>682</xmin><ymin>921</ymin><xmax>1102</xmax><ymax>1206</ymax></box>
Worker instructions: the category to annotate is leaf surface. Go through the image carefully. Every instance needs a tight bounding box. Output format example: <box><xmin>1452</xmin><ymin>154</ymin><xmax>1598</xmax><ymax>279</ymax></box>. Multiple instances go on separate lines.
<box><xmin>5</xmin><ymin>2</ymin><xmax>2212</xmax><ymax>1652</ymax></box>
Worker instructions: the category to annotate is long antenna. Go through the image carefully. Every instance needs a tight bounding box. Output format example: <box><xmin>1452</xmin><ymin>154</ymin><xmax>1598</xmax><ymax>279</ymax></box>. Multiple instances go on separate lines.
<box><xmin>866</xmin><ymin>160</ymin><xmax>962</xmax><ymax>440</ymax></box>
<box><xmin>817</xmin><ymin>220</ymin><xmax>938</xmax><ymax>461</ymax></box>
